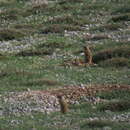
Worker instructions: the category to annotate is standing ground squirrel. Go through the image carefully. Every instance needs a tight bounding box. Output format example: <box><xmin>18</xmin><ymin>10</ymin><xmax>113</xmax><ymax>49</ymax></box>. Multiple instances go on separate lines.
<box><xmin>84</xmin><ymin>46</ymin><xmax>93</xmax><ymax>65</ymax></box>
<box><xmin>57</xmin><ymin>95</ymin><xmax>68</xmax><ymax>114</ymax></box>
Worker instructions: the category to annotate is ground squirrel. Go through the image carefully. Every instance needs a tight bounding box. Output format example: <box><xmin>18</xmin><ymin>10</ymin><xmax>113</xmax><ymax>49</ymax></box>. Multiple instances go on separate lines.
<box><xmin>84</xmin><ymin>46</ymin><xmax>93</xmax><ymax>65</ymax></box>
<box><xmin>57</xmin><ymin>95</ymin><xmax>68</xmax><ymax>114</ymax></box>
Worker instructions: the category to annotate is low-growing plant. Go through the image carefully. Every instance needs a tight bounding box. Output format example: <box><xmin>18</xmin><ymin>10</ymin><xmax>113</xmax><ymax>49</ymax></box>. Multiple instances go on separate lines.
<box><xmin>24</xmin><ymin>78</ymin><xmax>61</xmax><ymax>86</ymax></box>
<box><xmin>96</xmin><ymin>89</ymin><xmax>130</xmax><ymax>100</ymax></box>
<box><xmin>40</xmin><ymin>24</ymin><xmax>81</xmax><ymax>34</ymax></box>
<box><xmin>92</xmin><ymin>23</ymin><xmax>124</xmax><ymax>32</ymax></box>
<box><xmin>25</xmin><ymin>2</ymin><xmax>50</xmax><ymax>16</ymax></box>
<box><xmin>110</xmin><ymin>13</ymin><xmax>130</xmax><ymax>22</ymax></box>
<box><xmin>0</xmin><ymin>8</ymin><xmax>24</xmax><ymax>20</ymax></box>
<box><xmin>58</xmin><ymin>0</ymin><xmax>83</xmax><ymax>5</ymax></box>
<box><xmin>84</xmin><ymin>34</ymin><xmax>110</xmax><ymax>41</ymax></box>
<box><xmin>93</xmin><ymin>46</ymin><xmax>130</xmax><ymax>63</ymax></box>
<box><xmin>112</xmin><ymin>6</ymin><xmax>130</xmax><ymax>14</ymax></box>
<box><xmin>85</xmin><ymin>120</ymin><xmax>113</xmax><ymax>128</ymax></box>
<box><xmin>99</xmin><ymin>100</ymin><xmax>130</xmax><ymax>112</ymax></box>
<box><xmin>0</xmin><ymin>0</ymin><xmax>16</xmax><ymax>7</ymax></box>
<box><xmin>0</xmin><ymin>28</ymin><xmax>25</xmax><ymax>41</ymax></box>
<box><xmin>16</xmin><ymin>48</ymin><xmax>53</xmax><ymax>56</ymax></box>
<box><xmin>46</xmin><ymin>14</ymin><xmax>87</xmax><ymax>26</ymax></box>
<box><xmin>99</xmin><ymin>57</ymin><xmax>130</xmax><ymax>67</ymax></box>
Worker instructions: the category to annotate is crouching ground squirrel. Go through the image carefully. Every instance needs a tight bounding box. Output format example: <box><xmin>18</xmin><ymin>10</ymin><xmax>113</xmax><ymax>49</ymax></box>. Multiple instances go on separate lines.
<box><xmin>57</xmin><ymin>95</ymin><xmax>68</xmax><ymax>114</ymax></box>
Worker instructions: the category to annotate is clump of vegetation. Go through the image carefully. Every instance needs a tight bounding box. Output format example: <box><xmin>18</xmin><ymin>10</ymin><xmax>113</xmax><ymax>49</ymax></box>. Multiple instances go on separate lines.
<box><xmin>41</xmin><ymin>24</ymin><xmax>65</xmax><ymax>34</ymax></box>
<box><xmin>12</xmin><ymin>24</ymin><xmax>39</xmax><ymax>34</ymax></box>
<box><xmin>16</xmin><ymin>48</ymin><xmax>53</xmax><ymax>56</ymax></box>
<box><xmin>84</xmin><ymin>34</ymin><xmax>110</xmax><ymax>41</ymax></box>
<box><xmin>30</xmin><ymin>0</ymin><xmax>48</xmax><ymax>6</ymax></box>
<box><xmin>26</xmin><ymin>3</ymin><xmax>48</xmax><ymax>15</ymax></box>
<box><xmin>84</xmin><ymin>120</ymin><xmax>113</xmax><ymax>128</ymax></box>
<box><xmin>93</xmin><ymin>23</ymin><xmax>124</xmax><ymax>31</ymax></box>
<box><xmin>40</xmin><ymin>24</ymin><xmax>81</xmax><ymax>34</ymax></box>
<box><xmin>0</xmin><ymin>8</ymin><xmax>23</xmax><ymax>20</ymax></box>
<box><xmin>47</xmin><ymin>15</ymin><xmax>75</xmax><ymax>24</ymax></box>
<box><xmin>0</xmin><ymin>71</ymin><xmax>8</xmax><ymax>78</ymax></box>
<box><xmin>99</xmin><ymin>57</ymin><xmax>130</xmax><ymax>67</ymax></box>
<box><xmin>0</xmin><ymin>0</ymin><xmax>15</xmax><ymax>7</ymax></box>
<box><xmin>46</xmin><ymin>14</ymin><xmax>88</xmax><ymax>25</ymax></box>
<box><xmin>38</xmin><ymin>39</ymin><xmax>71</xmax><ymax>49</ymax></box>
<box><xmin>24</xmin><ymin>78</ymin><xmax>61</xmax><ymax>86</ymax></box>
<box><xmin>93</xmin><ymin>46</ymin><xmax>130</xmax><ymax>63</ymax></box>
<box><xmin>112</xmin><ymin>6</ymin><xmax>130</xmax><ymax>14</ymax></box>
<box><xmin>12</xmin><ymin>24</ymin><xmax>35</xmax><ymax>30</ymax></box>
<box><xmin>99</xmin><ymin>100</ymin><xmax>130</xmax><ymax>112</ymax></box>
<box><xmin>0</xmin><ymin>54</ymin><xmax>7</xmax><ymax>60</ymax></box>
<box><xmin>110</xmin><ymin>13</ymin><xmax>130</xmax><ymax>22</ymax></box>
<box><xmin>58</xmin><ymin>0</ymin><xmax>83</xmax><ymax>5</ymax></box>
<box><xmin>96</xmin><ymin>90</ymin><xmax>130</xmax><ymax>100</ymax></box>
<box><xmin>81</xmin><ymin>119</ymin><xmax>128</xmax><ymax>129</ymax></box>
<box><xmin>0</xmin><ymin>28</ymin><xmax>26</xmax><ymax>41</ymax></box>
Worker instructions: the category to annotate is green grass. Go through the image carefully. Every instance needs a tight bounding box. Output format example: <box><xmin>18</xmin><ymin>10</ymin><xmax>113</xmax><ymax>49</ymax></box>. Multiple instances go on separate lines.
<box><xmin>98</xmin><ymin>100</ymin><xmax>130</xmax><ymax>112</ymax></box>
<box><xmin>81</xmin><ymin>120</ymin><xmax>130</xmax><ymax>130</ymax></box>
<box><xmin>0</xmin><ymin>28</ymin><xmax>26</xmax><ymax>41</ymax></box>
<box><xmin>96</xmin><ymin>89</ymin><xmax>130</xmax><ymax>100</ymax></box>
<box><xmin>0</xmin><ymin>0</ymin><xmax>130</xmax><ymax>129</ymax></box>
<box><xmin>0</xmin><ymin>101</ymin><xmax>130</xmax><ymax>130</ymax></box>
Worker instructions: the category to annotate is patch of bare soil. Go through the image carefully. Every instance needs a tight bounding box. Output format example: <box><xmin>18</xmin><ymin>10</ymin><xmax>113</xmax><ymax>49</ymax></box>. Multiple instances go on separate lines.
<box><xmin>50</xmin><ymin>84</ymin><xmax>130</xmax><ymax>102</ymax></box>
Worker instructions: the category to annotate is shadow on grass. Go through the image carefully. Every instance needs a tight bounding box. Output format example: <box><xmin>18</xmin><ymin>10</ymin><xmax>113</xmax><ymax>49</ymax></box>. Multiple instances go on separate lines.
<box><xmin>98</xmin><ymin>100</ymin><xmax>130</xmax><ymax>112</ymax></box>
<box><xmin>99</xmin><ymin>57</ymin><xmax>130</xmax><ymax>67</ymax></box>
<box><xmin>93</xmin><ymin>45</ymin><xmax>130</xmax><ymax>63</ymax></box>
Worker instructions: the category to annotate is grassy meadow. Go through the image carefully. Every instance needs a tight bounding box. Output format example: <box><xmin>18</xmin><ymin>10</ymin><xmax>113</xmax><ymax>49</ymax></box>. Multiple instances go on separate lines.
<box><xmin>0</xmin><ymin>0</ymin><xmax>130</xmax><ymax>129</ymax></box>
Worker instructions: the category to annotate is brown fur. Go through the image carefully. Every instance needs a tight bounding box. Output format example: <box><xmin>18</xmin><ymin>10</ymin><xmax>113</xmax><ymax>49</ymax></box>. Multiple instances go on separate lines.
<box><xmin>84</xmin><ymin>46</ymin><xmax>93</xmax><ymax>64</ymax></box>
<box><xmin>57</xmin><ymin>95</ymin><xmax>68</xmax><ymax>114</ymax></box>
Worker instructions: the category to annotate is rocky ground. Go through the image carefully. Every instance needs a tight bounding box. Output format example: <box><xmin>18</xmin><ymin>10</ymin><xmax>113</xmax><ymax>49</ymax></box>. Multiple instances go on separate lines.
<box><xmin>0</xmin><ymin>0</ymin><xmax>130</xmax><ymax>129</ymax></box>
<box><xmin>0</xmin><ymin>84</ymin><xmax>130</xmax><ymax>115</ymax></box>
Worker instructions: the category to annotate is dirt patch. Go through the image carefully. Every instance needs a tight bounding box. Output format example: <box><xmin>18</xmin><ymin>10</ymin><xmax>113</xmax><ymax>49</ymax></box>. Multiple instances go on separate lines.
<box><xmin>51</xmin><ymin>84</ymin><xmax>130</xmax><ymax>101</ymax></box>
